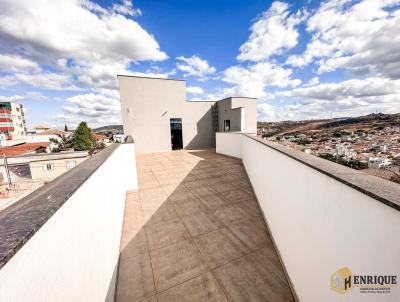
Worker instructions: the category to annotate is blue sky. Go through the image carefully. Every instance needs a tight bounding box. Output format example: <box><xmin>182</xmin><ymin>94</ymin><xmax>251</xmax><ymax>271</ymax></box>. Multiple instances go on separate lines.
<box><xmin>0</xmin><ymin>0</ymin><xmax>399</xmax><ymax>129</ymax></box>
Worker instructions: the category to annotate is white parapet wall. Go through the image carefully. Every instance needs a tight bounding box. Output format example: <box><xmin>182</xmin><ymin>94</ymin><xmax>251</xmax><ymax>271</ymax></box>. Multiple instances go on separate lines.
<box><xmin>0</xmin><ymin>143</ymin><xmax>138</xmax><ymax>302</ymax></box>
<box><xmin>216</xmin><ymin>133</ymin><xmax>400</xmax><ymax>302</ymax></box>
<box><xmin>215</xmin><ymin>132</ymin><xmax>244</xmax><ymax>158</ymax></box>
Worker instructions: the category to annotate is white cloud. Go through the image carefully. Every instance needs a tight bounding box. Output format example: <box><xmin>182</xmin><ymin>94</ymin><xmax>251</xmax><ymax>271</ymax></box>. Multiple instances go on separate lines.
<box><xmin>0</xmin><ymin>54</ymin><xmax>40</xmax><ymax>73</ymax></box>
<box><xmin>278</xmin><ymin>77</ymin><xmax>400</xmax><ymax>101</ymax></box>
<box><xmin>111</xmin><ymin>0</ymin><xmax>142</xmax><ymax>16</ymax></box>
<box><xmin>223</xmin><ymin>62</ymin><xmax>301</xmax><ymax>98</ymax></box>
<box><xmin>0</xmin><ymin>72</ymin><xmax>79</xmax><ymax>91</ymax></box>
<box><xmin>303</xmin><ymin>77</ymin><xmax>319</xmax><ymax>87</ymax></box>
<box><xmin>186</xmin><ymin>86</ymin><xmax>204</xmax><ymax>95</ymax></box>
<box><xmin>0</xmin><ymin>95</ymin><xmax>24</xmax><ymax>102</ymax></box>
<box><xmin>265</xmin><ymin>77</ymin><xmax>400</xmax><ymax>121</ymax></box>
<box><xmin>176</xmin><ymin>55</ymin><xmax>216</xmax><ymax>79</ymax></box>
<box><xmin>0</xmin><ymin>0</ymin><xmax>166</xmax><ymax>63</ymax></box>
<box><xmin>59</xmin><ymin>92</ymin><xmax>122</xmax><ymax>127</ymax></box>
<box><xmin>0</xmin><ymin>0</ymin><xmax>167</xmax><ymax>92</ymax></box>
<box><xmin>238</xmin><ymin>1</ymin><xmax>306</xmax><ymax>62</ymax></box>
<box><xmin>287</xmin><ymin>0</ymin><xmax>400</xmax><ymax>79</ymax></box>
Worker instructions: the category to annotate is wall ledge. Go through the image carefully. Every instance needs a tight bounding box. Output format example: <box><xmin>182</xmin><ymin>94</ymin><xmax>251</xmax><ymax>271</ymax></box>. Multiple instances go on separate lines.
<box><xmin>244</xmin><ymin>134</ymin><xmax>400</xmax><ymax>212</ymax></box>
<box><xmin>0</xmin><ymin>144</ymin><xmax>120</xmax><ymax>270</ymax></box>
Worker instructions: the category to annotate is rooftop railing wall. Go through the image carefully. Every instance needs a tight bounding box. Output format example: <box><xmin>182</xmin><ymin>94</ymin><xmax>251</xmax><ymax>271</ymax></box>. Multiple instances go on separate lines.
<box><xmin>216</xmin><ymin>132</ymin><xmax>400</xmax><ymax>302</ymax></box>
<box><xmin>0</xmin><ymin>143</ymin><xmax>138</xmax><ymax>302</ymax></box>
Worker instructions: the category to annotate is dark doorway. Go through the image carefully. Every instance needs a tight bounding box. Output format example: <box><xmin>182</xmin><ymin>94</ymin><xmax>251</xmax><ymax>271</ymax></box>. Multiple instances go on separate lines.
<box><xmin>170</xmin><ymin>118</ymin><xmax>183</xmax><ymax>150</ymax></box>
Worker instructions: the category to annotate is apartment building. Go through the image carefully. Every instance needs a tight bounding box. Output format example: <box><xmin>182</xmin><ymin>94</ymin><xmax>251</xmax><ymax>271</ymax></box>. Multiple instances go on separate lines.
<box><xmin>0</xmin><ymin>102</ymin><xmax>26</xmax><ymax>140</ymax></box>
<box><xmin>118</xmin><ymin>75</ymin><xmax>257</xmax><ymax>153</ymax></box>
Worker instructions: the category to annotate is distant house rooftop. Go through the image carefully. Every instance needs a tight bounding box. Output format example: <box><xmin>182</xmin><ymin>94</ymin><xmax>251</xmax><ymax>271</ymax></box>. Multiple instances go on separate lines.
<box><xmin>0</xmin><ymin>142</ymin><xmax>50</xmax><ymax>156</ymax></box>
<box><xmin>33</xmin><ymin>125</ymin><xmax>50</xmax><ymax>130</ymax></box>
<box><xmin>33</xmin><ymin>129</ymin><xmax>69</xmax><ymax>136</ymax></box>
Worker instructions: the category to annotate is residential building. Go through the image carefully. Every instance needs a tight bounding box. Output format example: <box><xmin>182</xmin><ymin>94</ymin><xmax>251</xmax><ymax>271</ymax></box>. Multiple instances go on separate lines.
<box><xmin>33</xmin><ymin>125</ymin><xmax>50</xmax><ymax>133</ymax></box>
<box><xmin>368</xmin><ymin>156</ymin><xmax>391</xmax><ymax>169</ymax></box>
<box><xmin>118</xmin><ymin>75</ymin><xmax>257</xmax><ymax>153</ymax></box>
<box><xmin>0</xmin><ymin>151</ymin><xmax>88</xmax><ymax>183</ymax></box>
<box><xmin>0</xmin><ymin>102</ymin><xmax>26</xmax><ymax>140</ymax></box>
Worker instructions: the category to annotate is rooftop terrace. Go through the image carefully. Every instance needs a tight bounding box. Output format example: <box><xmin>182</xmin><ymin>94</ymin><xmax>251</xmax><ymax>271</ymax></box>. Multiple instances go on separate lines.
<box><xmin>117</xmin><ymin>150</ymin><xmax>294</xmax><ymax>302</ymax></box>
<box><xmin>0</xmin><ymin>134</ymin><xmax>399</xmax><ymax>302</ymax></box>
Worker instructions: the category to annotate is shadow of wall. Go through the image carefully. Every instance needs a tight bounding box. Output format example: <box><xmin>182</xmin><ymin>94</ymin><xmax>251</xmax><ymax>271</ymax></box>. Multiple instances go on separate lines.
<box><xmin>184</xmin><ymin>107</ymin><xmax>214</xmax><ymax>150</ymax></box>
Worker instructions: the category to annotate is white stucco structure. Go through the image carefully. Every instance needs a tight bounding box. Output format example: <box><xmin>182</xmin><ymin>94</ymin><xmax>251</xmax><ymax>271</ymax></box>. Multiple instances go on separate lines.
<box><xmin>118</xmin><ymin>75</ymin><xmax>257</xmax><ymax>153</ymax></box>
<box><xmin>216</xmin><ymin>132</ymin><xmax>400</xmax><ymax>302</ymax></box>
<box><xmin>0</xmin><ymin>144</ymin><xmax>138</xmax><ymax>302</ymax></box>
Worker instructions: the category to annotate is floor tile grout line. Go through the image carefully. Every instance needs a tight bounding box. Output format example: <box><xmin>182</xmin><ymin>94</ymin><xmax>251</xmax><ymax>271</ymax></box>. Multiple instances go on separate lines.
<box><xmin>153</xmin><ymin>154</ymin><xmax>234</xmax><ymax>299</ymax></box>
<box><xmin>139</xmin><ymin>169</ymin><xmax>159</xmax><ymax>299</ymax></box>
<box><xmin>133</xmin><ymin>151</ymin><xmax>293</xmax><ymax>301</ymax></box>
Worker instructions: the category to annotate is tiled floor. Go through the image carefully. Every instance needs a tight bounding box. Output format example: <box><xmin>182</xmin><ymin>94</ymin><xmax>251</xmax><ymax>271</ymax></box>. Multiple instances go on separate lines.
<box><xmin>116</xmin><ymin>149</ymin><xmax>294</xmax><ymax>302</ymax></box>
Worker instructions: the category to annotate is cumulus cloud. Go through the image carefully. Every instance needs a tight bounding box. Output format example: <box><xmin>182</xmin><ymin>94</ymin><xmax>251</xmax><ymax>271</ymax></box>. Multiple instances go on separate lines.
<box><xmin>263</xmin><ymin>77</ymin><xmax>400</xmax><ymax>121</ymax></box>
<box><xmin>0</xmin><ymin>54</ymin><xmax>40</xmax><ymax>73</ymax></box>
<box><xmin>0</xmin><ymin>0</ymin><xmax>167</xmax><ymax>93</ymax></box>
<box><xmin>287</xmin><ymin>0</ymin><xmax>400</xmax><ymax>79</ymax></box>
<box><xmin>238</xmin><ymin>1</ymin><xmax>306</xmax><ymax>62</ymax></box>
<box><xmin>303</xmin><ymin>77</ymin><xmax>319</xmax><ymax>87</ymax></box>
<box><xmin>176</xmin><ymin>55</ymin><xmax>216</xmax><ymax>80</ymax></box>
<box><xmin>60</xmin><ymin>92</ymin><xmax>122</xmax><ymax>127</ymax></box>
<box><xmin>223</xmin><ymin>62</ymin><xmax>301</xmax><ymax>98</ymax></box>
<box><xmin>278</xmin><ymin>77</ymin><xmax>400</xmax><ymax>101</ymax></box>
<box><xmin>0</xmin><ymin>95</ymin><xmax>24</xmax><ymax>102</ymax></box>
<box><xmin>0</xmin><ymin>72</ymin><xmax>79</xmax><ymax>90</ymax></box>
<box><xmin>186</xmin><ymin>86</ymin><xmax>204</xmax><ymax>94</ymax></box>
<box><xmin>0</xmin><ymin>0</ymin><xmax>166</xmax><ymax>63</ymax></box>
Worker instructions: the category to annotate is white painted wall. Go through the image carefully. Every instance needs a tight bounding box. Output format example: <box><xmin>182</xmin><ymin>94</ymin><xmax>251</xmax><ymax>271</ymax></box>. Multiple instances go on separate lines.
<box><xmin>0</xmin><ymin>143</ymin><xmax>138</xmax><ymax>302</ymax></box>
<box><xmin>216</xmin><ymin>132</ymin><xmax>243</xmax><ymax>158</ymax></box>
<box><xmin>216</xmin><ymin>133</ymin><xmax>400</xmax><ymax>302</ymax></box>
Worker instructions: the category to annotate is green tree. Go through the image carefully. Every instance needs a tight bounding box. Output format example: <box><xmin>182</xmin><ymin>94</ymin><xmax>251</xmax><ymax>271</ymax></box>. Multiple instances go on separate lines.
<box><xmin>71</xmin><ymin>122</ymin><xmax>94</xmax><ymax>151</ymax></box>
<box><xmin>64</xmin><ymin>124</ymin><xmax>68</xmax><ymax>132</ymax></box>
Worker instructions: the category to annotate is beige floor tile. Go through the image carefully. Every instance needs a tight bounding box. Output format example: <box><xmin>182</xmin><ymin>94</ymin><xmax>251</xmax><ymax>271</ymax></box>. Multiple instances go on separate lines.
<box><xmin>214</xmin><ymin>205</ymin><xmax>253</xmax><ymax>225</ymax></box>
<box><xmin>143</xmin><ymin>201</ymin><xmax>178</xmax><ymax>231</ymax></box>
<box><xmin>146</xmin><ymin>218</ymin><xmax>190</xmax><ymax>251</ymax></box>
<box><xmin>214</xmin><ymin>249</ymin><xmax>293</xmax><ymax>302</ymax></box>
<box><xmin>228</xmin><ymin>217</ymin><xmax>271</xmax><ymax>251</ymax></box>
<box><xmin>194</xmin><ymin>228</ymin><xmax>249</xmax><ymax>268</ymax></box>
<box><xmin>182</xmin><ymin>211</ymin><xmax>223</xmax><ymax>237</ymax></box>
<box><xmin>157</xmin><ymin>272</ymin><xmax>228</xmax><ymax>302</ymax></box>
<box><xmin>237</xmin><ymin>201</ymin><xmax>262</xmax><ymax>217</ymax></box>
<box><xmin>120</xmin><ymin>228</ymin><xmax>148</xmax><ymax>257</ymax></box>
<box><xmin>150</xmin><ymin>240</ymin><xmax>210</xmax><ymax>292</ymax></box>
<box><xmin>171</xmin><ymin>197</ymin><xmax>206</xmax><ymax>218</ymax></box>
<box><xmin>197</xmin><ymin>194</ymin><xmax>226</xmax><ymax>210</ymax></box>
<box><xmin>118</xmin><ymin>150</ymin><xmax>294</xmax><ymax>302</ymax></box>
<box><xmin>219</xmin><ymin>189</ymin><xmax>254</xmax><ymax>205</ymax></box>
<box><xmin>209</xmin><ymin>183</ymin><xmax>237</xmax><ymax>194</ymax></box>
<box><xmin>116</xmin><ymin>253</ymin><xmax>155</xmax><ymax>302</ymax></box>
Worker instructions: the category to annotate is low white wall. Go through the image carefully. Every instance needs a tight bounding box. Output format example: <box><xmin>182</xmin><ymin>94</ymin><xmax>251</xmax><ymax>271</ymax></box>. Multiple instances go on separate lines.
<box><xmin>217</xmin><ymin>133</ymin><xmax>400</xmax><ymax>302</ymax></box>
<box><xmin>215</xmin><ymin>132</ymin><xmax>243</xmax><ymax>158</ymax></box>
<box><xmin>0</xmin><ymin>143</ymin><xmax>138</xmax><ymax>302</ymax></box>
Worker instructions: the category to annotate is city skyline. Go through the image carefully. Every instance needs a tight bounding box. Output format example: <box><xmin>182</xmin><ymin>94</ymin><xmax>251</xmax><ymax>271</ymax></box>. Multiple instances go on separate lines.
<box><xmin>0</xmin><ymin>0</ymin><xmax>399</xmax><ymax>129</ymax></box>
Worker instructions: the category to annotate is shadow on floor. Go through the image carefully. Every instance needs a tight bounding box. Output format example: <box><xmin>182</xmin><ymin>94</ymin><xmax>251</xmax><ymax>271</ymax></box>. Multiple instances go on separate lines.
<box><xmin>115</xmin><ymin>149</ymin><xmax>294</xmax><ymax>302</ymax></box>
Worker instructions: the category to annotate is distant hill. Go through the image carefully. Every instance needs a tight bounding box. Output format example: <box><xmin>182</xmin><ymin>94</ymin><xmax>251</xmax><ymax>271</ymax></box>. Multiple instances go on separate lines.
<box><xmin>258</xmin><ymin>113</ymin><xmax>400</xmax><ymax>137</ymax></box>
<box><xmin>92</xmin><ymin>125</ymin><xmax>123</xmax><ymax>132</ymax></box>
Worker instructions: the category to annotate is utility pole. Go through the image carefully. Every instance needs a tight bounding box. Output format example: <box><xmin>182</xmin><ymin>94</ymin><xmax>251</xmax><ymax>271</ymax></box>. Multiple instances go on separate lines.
<box><xmin>3</xmin><ymin>154</ymin><xmax>11</xmax><ymax>189</ymax></box>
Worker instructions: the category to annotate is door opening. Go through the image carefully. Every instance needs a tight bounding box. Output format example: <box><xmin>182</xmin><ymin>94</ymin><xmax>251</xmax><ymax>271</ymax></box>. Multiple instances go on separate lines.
<box><xmin>170</xmin><ymin>118</ymin><xmax>183</xmax><ymax>150</ymax></box>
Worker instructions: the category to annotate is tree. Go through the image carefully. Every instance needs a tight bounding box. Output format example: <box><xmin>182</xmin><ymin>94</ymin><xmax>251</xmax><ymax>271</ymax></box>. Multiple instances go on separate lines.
<box><xmin>71</xmin><ymin>122</ymin><xmax>94</xmax><ymax>151</ymax></box>
<box><xmin>64</xmin><ymin>124</ymin><xmax>68</xmax><ymax>132</ymax></box>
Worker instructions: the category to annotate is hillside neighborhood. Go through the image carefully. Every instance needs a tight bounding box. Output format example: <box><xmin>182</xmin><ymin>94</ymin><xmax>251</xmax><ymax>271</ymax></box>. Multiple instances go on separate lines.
<box><xmin>0</xmin><ymin>101</ymin><xmax>124</xmax><ymax>210</ymax></box>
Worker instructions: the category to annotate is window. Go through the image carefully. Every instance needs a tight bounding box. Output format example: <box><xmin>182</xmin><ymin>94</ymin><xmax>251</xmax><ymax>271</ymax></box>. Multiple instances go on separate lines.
<box><xmin>42</xmin><ymin>164</ymin><xmax>53</xmax><ymax>171</ymax></box>
<box><xmin>66</xmin><ymin>161</ymin><xmax>76</xmax><ymax>169</ymax></box>
<box><xmin>224</xmin><ymin>120</ymin><xmax>231</xmax><ymax>132</ymax></box>
<box><xmin>16</xmin><ymin>107</ymin><xmax>20</xmax><ymax>111</ymax></box>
